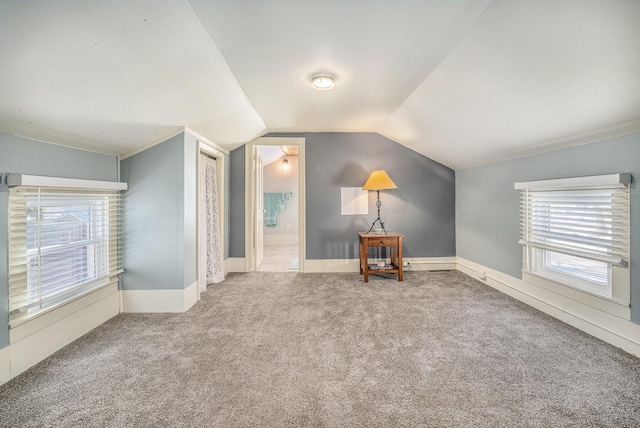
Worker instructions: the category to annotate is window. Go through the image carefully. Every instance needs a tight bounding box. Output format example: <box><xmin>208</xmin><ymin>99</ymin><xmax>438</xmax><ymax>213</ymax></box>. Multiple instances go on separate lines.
<box><xmin>7</xmin><ymin>175</ymin><xmax>125</xmax><ymax>323</ymax></box>
<box><xmin>515</xmin><ymin>174</ymin><xmax>630</xmax><ymax>300</ymax></box>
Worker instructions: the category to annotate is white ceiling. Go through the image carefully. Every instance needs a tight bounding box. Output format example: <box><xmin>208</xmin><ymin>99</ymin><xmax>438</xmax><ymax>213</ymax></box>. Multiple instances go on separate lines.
<box><xmin>1</xmin><ymin>0</ymin><xmax>639</xmax><ymax>169</ymax></box>
<box><xmin>257</xmin><ymin>145</ymin><xmax>286</xmax><ymax>167</ymax></box>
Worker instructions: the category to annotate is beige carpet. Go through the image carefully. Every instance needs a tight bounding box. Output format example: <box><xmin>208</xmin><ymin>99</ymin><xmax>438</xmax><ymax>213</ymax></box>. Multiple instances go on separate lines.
<box><xmin>1</xmin><ymin>270</ymin><xmax>639</xmax><ymax>427</ymax></box>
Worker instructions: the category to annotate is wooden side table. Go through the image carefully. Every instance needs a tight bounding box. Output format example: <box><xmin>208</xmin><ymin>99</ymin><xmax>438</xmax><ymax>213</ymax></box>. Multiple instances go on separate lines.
<box><xmin>358</xmin><ymin>232</ymin><xmax>404</xmax><ymax>282</ymax></box>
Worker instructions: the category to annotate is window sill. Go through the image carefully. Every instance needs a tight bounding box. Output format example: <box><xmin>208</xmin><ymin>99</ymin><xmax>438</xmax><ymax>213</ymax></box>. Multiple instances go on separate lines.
<box><xmin>522</xmin><ymin>271</ymin><xmax>630</xmax><ymax>320</ymax></box>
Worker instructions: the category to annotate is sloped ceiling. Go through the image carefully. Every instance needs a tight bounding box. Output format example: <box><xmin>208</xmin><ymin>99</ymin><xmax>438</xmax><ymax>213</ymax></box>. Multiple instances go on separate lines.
<box><xmin>1</xmin><ymin>0</ymin><xmax>639</xmax><ymax>169</ymax></box>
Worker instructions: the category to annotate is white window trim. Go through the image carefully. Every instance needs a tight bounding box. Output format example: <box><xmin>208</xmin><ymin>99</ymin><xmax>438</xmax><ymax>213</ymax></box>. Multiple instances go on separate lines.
<box><xmin>7</xmin><ymin>173</ymin><xmax>127</xmax><ymax>191</ymax></box>
<box><xmin>533</xmin><ymin>247</ymin><xmax>612</xmax><ymax>294</ymax></box>
<box><xmin>514</xmin><ymin>173</ymin><xmax>631</xmax><ymax>190</ymax></box>
<box><xmin>515</xmin><ymin>173</ymin><xmax>631</xmax><ymax>316</ymax></box>
<box><xmin>6</xmin><ymin>174</ymin><xmax>127</xmax><ymax>326</ymax></box>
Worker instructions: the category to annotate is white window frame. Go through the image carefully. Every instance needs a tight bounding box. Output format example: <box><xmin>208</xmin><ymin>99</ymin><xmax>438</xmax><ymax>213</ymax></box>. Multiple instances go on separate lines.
<box><xmin>7</xmin><ymin>174</ymin><xmax>126</xmax><ymax>325</ymax></box>
<box><xmin>515</xmin><ymin>173</ymin><xmax>631</xmax><ymax>310</ymax></box>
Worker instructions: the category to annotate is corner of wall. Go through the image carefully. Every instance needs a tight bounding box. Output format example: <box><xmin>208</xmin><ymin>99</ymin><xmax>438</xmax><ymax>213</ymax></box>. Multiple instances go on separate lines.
<box><xmin>0</xmin><ymin>346</ymin><xmax>10</xmax><ymax>385</ymax></box>
<box><xmin>120</xmin><ymin>281</ymin><xmax>199</xmax><ymax>313</ymax></box>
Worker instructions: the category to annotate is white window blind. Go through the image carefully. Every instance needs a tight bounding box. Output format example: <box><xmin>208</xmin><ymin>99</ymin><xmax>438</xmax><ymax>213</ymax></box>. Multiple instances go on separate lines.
<box><xmin>516</xmin><ymin>174</ymin><xmax>630</xmax><ymax>268</ymax></box>
<box><xmin>8</xmin><ymin>182</ymin><xmax>124</xmax><ymax>320</ymax></box>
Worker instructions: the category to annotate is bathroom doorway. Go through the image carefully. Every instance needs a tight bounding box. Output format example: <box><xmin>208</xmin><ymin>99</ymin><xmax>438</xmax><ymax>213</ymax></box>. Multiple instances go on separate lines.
<box><xmin>245</xmin><ymin>137</ymin><xmax>305</xmax><ymax>272</ymax></box>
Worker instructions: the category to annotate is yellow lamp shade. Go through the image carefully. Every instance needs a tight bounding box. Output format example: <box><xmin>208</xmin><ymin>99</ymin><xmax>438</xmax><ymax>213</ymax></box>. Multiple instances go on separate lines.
<box><xmin>362</xmin><ymin>170</ymin><xmax>397</xmax><ymax>190</ymax></box>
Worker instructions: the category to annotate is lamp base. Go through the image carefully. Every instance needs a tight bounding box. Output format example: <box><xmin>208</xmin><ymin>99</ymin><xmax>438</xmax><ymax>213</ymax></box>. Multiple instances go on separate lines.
<box><xmin>366</xmin><ymin>217</ymin><xmax>387</xmax><ymax>234</ymax></box>
<box><xmin>366</xmin><ymin>189</ymin><xmax>388</xmax><ymax>234</ymax></box>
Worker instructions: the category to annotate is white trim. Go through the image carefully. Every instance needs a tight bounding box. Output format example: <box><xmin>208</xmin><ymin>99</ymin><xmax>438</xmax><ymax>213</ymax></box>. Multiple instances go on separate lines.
<box><xmin>10</xmin><ymin>282</ymin><xmax>119</xmax><ymax>340</ymax></box>
<box><xmin>186</xmin><ymin>128</ymin><xmax>230</xmax><ymax>156</ymax></box>
<box><xmin>455</xmin><ymin>257</ymin><xmax>640</xmax><ymax>357</ymax></box>
<box><xmin>304</xmin><ymin>259</ymin><xmax>360</xmax><ymax>273</ymax></box>
<box><xmin>0</xmin><ymin>346</ymin><xmax>10</xmax><ymax>385</ymax></box>
<box><xmin>6</xmin><ymin>173</ymin><xmax>127</xmax><ymax>190</ymax></box>
<box><xmin>245</xmin><ymin>137</ymin><xmax>306</xmax><ymax>273</ymax></box>
<box><xmin>514</xmin><ymin>173</ymin><xmax>631</xmax><ymax>190</ymax></box>
<box><xmin>184</xmin><ymin>281</ymin><xmax>199</xmax><ymax>311</ymax></box>
<box><xmin>521</xmin><ymin>271</ymin><xmax>629</xmax><ymax>318</ymax></box>
<box><xmin>303</xmin><ymin>257</ymin><xmax>457</xmax><ymax>273</ymax></box>
<box><xmin>120</xmin><ymin>281</ymin><xmax>199</xmax><ymax>313</ymax></box>
<box><xmin>404</xmin><ymin>257</ymin><xmax>457</xmax><ymax>271</ymax></box>
<box><xmin>264</xmin><ymin>235</ymin><xmax>299</xmax><ymax>245</ymax></box>
<box><xmin>227</xmin><ymin>257</ymin><xmax>247</xmax><ymax>273</ymax></box>
<box><xmin>119</xmin><ymin>127</ymin><xmax>230</xmax><ymax>161</ymax></box>
<box><xmin>2</xmin><ymin>289</ymin><xmax>119</xmax><ymax>384</ymax></box>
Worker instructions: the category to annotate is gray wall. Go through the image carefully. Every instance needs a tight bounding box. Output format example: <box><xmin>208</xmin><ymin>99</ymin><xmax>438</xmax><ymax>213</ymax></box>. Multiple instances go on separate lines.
<box><xmin>230</xmin><ymin>133</ymin><xmax>456</xmax><ymax>260</ymax></box>
<box><xmin>120</xmin><ymin>134</ymin><xmax>188</xmax><ymax>291</ymax></box>
<box><xmin>121</xmin><ymin>132</ymin><xmax>231</xmax><ymax>291</ymax></box>
<box><xmin>0</xmin><ymin>133</ymin><xmax>119</xmax><ymax>349</ymax></box>
<box><xmin>229</xmin><ymin>145</ymin><xmax>245</xmax><ymax>258</ymax></box>
<box><xmin>456</xmin><ymin>133</ymin><xmax>640</xmax><ymax>323</ymax></box>
<box><xmin>304</xmin><ymin>133</ymin><xmax>455</xmax><ymax>259</ymax></box>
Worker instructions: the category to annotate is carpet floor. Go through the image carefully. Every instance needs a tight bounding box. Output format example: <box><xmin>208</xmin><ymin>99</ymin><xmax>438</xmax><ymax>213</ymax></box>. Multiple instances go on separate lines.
<box><xmin>1</xmin><ymin>270</ymin><xmax>639</xmax><ymax>427</ymax></box>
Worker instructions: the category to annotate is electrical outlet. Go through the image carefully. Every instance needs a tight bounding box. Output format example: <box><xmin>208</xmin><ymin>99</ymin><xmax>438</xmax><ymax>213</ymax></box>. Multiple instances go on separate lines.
<box><xmin>403</xmin><ymin>261</ymin><xmax>410</xmax><ymax>267</ymax></box>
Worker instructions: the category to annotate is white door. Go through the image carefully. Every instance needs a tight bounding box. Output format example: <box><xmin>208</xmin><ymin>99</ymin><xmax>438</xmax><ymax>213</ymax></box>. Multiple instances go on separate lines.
<box><xmin>254</xmin><ymin>148</ymin><xmax>264</xmax><ymax>269</ymax></box>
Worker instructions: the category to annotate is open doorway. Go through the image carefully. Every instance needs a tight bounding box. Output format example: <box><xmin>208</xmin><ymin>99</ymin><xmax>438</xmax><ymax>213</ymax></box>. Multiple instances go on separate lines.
<box><xmin>258</xmin><ymin>147</ymin><xmax>299</xmax><ymax>271</ymax></box>
<box><xmin>245</xmin><ymin>137</ymin><xmax>305</xmax><ymax>273</ymax></box>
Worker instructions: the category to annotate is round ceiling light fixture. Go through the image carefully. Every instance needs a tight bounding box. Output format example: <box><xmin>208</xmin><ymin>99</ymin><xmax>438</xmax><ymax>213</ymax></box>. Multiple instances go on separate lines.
<box><xmin>311</xmin><ymin>74</ymin><xmax>335</xmax><ymax>91</ymax></box>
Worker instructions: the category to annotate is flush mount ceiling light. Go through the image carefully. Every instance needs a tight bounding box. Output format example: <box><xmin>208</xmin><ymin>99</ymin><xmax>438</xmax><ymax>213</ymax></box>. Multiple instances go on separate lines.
<box><xmin>311</xmin><ymin>74</ymin><xmax>335</xmax><ymax>91</ymax></box>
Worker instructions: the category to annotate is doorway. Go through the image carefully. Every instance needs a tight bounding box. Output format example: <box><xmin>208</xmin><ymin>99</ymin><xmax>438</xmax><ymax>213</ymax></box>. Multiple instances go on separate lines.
<box><xmin>245</xmin><ymin>137</ymin><xmax>305</xmax><ymax>273</ymax></box>
<box><xmin>258</xmin><ymin>147</ymin><xmax>298</xmax><ymax>271</ymax></box>
<box><xmin>197</xmin><ymin>141</ymin><xmax>227</xmax><ymax>297</ymax></box>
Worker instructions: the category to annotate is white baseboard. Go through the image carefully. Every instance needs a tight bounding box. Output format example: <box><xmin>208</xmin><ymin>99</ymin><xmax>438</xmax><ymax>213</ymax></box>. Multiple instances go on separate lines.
<box><xmin>121</xmin><ymin>281</ymin><xmax>199</xmax><ymax>313</ymax></box>
<box><xmin>264</xmin><ymin>235</ymin><xmax>298</xmax><ymax>245</ymax></box>
<box><xmin>405</xmin><ymin>257</ymin><xmax>457</xmax><ymax>271</ymax></box>
<box><xmin>302</xmin><ymin>257</ymin><xmax>456</xmax><ymax>273</ymax></box>
<box><xmin>0</xmin><ymin>346</ymin><xmax>9</xmax><ymax>385</ymax></box>
<box><xmin>456</xmin><ymin>257</ymin><xmax>640</xmax><ymax>357</ymax></box>
<box><xmin>303</xmin><ymin>259</ymin><xmax>359</xmax><ymax>273</ymax></box>
<box><xmin>184</xmin><ymin>281</ymin><xmax>199</xmax><ymax>311</ymax></box>
<box><xmin>2</xmin><ymin>288</ymin><xmax>120</xmax><ymax>385</ymax></box>
<box><xmin>227</xmin><ymin>257</ymin><xmax>247</xmax><ymax>273</ymax></box>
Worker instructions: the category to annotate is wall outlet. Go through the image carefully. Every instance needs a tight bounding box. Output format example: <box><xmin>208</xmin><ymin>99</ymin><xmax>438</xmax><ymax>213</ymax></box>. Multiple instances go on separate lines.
<box><xmin>479</xmin><ymin>271</ymin><xmax>487</xmax><ymax>280</ymax></box>
<box><xmin>403</xmin><ymin>261</ymin><xmax>410</xmax><ymax>267</ymax></box>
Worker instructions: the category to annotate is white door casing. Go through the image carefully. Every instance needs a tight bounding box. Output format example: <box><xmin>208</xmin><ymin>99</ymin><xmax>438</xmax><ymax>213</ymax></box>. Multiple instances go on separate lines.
<box><xmin>255</xmin><ymin>149</ymin><xmax>264</xmax><ymax>269</ymax></box>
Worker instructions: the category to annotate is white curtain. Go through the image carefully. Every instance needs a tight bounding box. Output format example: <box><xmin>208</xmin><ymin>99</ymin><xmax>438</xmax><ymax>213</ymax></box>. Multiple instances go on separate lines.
<box><xmin>200</xmin><ymin>154</ymin><xmax>225</xmax><ymax>292</ymax></box>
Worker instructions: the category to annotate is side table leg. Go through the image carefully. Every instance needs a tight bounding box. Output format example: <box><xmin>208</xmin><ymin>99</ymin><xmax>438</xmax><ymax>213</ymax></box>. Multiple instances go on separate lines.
<box><xmin>359</xmin><ymin>238</ymin><xmax>364</xmax><ymax>275</ymax></box>
<box><xmin>398</xmin><ymin>237</ymin><xmax>403</xmax><ymax>282</ymax></box>
<box><xmin>364</xmin><ymin>240</ymin><xmax>369</xmax><ymax>282</ymax></box>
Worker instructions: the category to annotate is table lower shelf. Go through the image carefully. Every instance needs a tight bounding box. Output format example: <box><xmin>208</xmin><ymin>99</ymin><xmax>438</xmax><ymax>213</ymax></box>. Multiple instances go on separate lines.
<box><xmin>367</xmin><ymin>264</ymin><xmax>400</xmax><ymax>272</ymax></box>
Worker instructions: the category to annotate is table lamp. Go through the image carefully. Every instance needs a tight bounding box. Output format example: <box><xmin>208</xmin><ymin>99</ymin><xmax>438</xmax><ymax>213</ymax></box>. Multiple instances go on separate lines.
<box><xmin>362</xmin><ymin>170</ymin><xmax>397</xmax><ymax>234</ymax></box>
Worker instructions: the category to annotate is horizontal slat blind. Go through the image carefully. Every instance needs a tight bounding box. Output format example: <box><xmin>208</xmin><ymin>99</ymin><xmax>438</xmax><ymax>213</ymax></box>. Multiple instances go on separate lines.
<box><xmin>8</xmin><ymin>187</ymin><xmax>123</xmax><ymax>318</ymax></box>
<box><xmin>519</xmin><ymin>186</ymin><xmax>630</xmax><ymax>266</ymax></box>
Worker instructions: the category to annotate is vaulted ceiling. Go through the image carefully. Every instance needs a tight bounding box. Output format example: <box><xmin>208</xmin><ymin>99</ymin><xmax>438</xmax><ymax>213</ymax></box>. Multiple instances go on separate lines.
<box><xmin>1</xmin><ymin>0</ymin><xmax>639</xmax><ymax>169</ymax></box>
